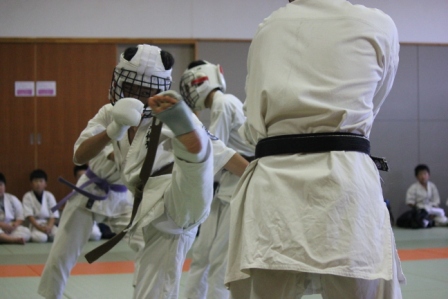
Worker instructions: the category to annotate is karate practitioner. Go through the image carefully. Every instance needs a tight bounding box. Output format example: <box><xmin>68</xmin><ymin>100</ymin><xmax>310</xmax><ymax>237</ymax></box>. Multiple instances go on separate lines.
<box><xmin>0</xmin><ymin>173</ymin><xmax>31</xmax><ymax>244</ymax></box>
<box><xmin>68</xmin><ymin>44</ymin><xmax>246</xmax><ymax>299</ymax></box>
<box><xmin>180</xmin><ymin>60</ymin><xmax>253</xmax><ymax>299</ymax></box>
<box><xmin>226</xmin><ymin>1</ymin><xmax>405</xmax><ymax>298</ymax></box>
<box><xmin>38</xmin><ymin>144</ymin><xmax>135</xmax><ymax>299</ymax></box>
<box><xmin>23</xmin><ymin>169</ymin><xmax>59</xmax><ymax>243</ymax></box>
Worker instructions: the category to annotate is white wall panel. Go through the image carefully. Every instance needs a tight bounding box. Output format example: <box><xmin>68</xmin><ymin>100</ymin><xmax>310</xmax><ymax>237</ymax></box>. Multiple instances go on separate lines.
<box><xmin>376</xmin><ymin>45</ymin><xmax>419</xmax><ymax>121</ymax></box>
<box><xmin>418</xmin><ymin>46</ymin><xmax>448</xmax><ymax>120</ymax></box>
<box><xmin>370</xmin><ymin>120</ymin><xmax>419</xmax><ymax>216</ymax></box>
<box><xmin>1</xmin><ymin>0</ymin><xmax>447</xmax><ymax>43</ymax></box>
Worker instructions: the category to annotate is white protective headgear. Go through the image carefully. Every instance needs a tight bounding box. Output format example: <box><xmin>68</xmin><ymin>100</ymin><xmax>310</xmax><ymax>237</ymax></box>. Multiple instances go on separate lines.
<box><xmin>109</xmin><ymin>44</ymin><xmax>173</xmax><ymax>105</ymax></box>
<box><xmin>179</xmin><ymin>61</ymin><xmax>226</xmax><ymax>111</ymax></box>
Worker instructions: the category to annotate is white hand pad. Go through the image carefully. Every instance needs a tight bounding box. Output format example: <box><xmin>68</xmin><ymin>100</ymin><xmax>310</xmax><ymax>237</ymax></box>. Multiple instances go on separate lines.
<box><xmin>106</xmin><ymin>121</ymin><xmax>129</xmax><ymax>141</ymax></box>
<box><xmin>106</xmin><ymin>98</ymin><xmax>144</xmax><ymax>141</ymax></box>
<box><xmin>112</xmin><ymin>97</ymin><xmax>144</xmax><ymax>126</ymax></box>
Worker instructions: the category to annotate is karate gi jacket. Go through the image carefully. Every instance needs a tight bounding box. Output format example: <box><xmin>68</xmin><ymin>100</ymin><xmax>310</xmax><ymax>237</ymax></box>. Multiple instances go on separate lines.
<box><xmin>226</xmin><ymin>0</ymin><xmax>403</xmax><ymax>284</ymax></box>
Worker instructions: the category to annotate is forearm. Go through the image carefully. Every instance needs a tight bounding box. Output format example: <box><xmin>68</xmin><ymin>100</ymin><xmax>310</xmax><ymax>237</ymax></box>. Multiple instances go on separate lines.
<box><xmin>223</xmin><ymin>153</ymin><xmax>249</xmax><ymax>177</ymax></box>
<box><xmin>74</xmin><ymin>131</ymin><xmax>111</xmax><ymax>165</ymax></box>
<box><xmin>47</xmin><ymin>218</ymin><xmax>55</xmax><ymax>228</ymax></box>
<box><xmin>432</xmin><ymin>193</ymin><xmax>440</xmax><ymax>206</ymax></box>
<box><xmin>405</xmin><ymin>191</ymin><xmax>415</xmax><ymax>207</ymax></box>
<box><xmin>12</xmin><ymin>220</ymin><xmax>23</xmax><ymax>227</ymax></box>
<box><xmin>27</xmin><ymin>216</ymin><xmax>41</xmax><ymax>229</ymax></box>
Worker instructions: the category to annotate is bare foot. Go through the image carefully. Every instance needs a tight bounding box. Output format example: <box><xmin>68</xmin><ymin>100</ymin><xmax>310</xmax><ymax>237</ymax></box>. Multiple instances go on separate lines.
<box><xmin>147</xmin><ymin>94</ymin><xmax>178</xmax><ymax>114</ymax></box>
<box><xmin>148</xmin><ymin>92</ymin><xmax>202</xmax><ymax>154</ymax></box>
<box><xmin>14</xmin><ymin>237</ymin><xmax>26</xmax><ymax>245</ymax></box>
<box><xmin>1</xmin><ymin>236</ymin><xmax>26</xmax><ymax>245</ymax></box>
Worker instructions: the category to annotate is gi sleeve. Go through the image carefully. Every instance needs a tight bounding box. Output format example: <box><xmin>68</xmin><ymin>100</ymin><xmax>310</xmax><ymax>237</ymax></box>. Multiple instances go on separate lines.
<box><xmin>21</xmin><ymin>193</ymin><xmax>34</xmax><ymax>219</ymax></box>
<box><xmin>430</xmin><ymin>183</ymin><xmax>441</xmax><ymax>207</ymax></box>
<box><xmin>11</xmin><ymin>195</ymin><xmax>25</xmax><ymax>221</ymax></box>
<box><xmin>73</xmin><ymin>104</ymin><xmax>113</xmax><ymax>164</ymax></box>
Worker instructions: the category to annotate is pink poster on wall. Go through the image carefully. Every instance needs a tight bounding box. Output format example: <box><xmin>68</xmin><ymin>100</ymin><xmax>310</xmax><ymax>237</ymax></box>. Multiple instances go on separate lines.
<box><xmin>15</xmin><ymin>81</ymin><xmax>35</xmax><ymax>97</ymax></box>
<box><xmin>36</xmin><ymin>81</ymin><xmax>57</xmax><ymax>96</ymax></box>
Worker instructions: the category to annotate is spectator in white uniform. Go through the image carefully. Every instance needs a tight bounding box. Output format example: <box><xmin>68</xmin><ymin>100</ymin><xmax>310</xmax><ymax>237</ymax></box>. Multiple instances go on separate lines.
<box><xmin>180</xmin><ymin>60</ymin><xmax>253</xmax><ymax>299</ymax></box>
<box><xmin>23</xmin><ymin>169</ymin><xmax>59</xmax><ymax>243</ymax></box>
<box><xmin>226</xmin><ymin>1</ymin><xmax>405</xmax><ymax>298</ymax></box>
<box><xmin>71</xmin><ymin>44</ymin><xmax>248</xmax><ymax>299</ymax></box>
<box><xmin>0</xmin><ymin>173</ymin><xmax>31</xmax><ymax>244</ymax></box>
<box><xmin>406</xmin><ymin>164</ymin><xmax>447</xmax><ymax>226</ymax></box>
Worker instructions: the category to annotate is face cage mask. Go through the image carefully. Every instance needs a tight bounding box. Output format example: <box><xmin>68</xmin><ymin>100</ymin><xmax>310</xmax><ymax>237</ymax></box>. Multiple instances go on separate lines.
<box><xmin>179</xmin><ymin>71</ymin><xmax>202</xmax><ymax>110</ymax></box>
<box><xmin>109</xmin><ymin>68</ymin><xmax>172</xmax><ymax>106</ymax></box>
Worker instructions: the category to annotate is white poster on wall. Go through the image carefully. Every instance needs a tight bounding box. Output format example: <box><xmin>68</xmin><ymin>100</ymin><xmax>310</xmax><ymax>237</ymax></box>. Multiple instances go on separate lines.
<box><xmin>36</xmin><ymin>81</ymin><xmax>57</xmax><ymax>97</ymax></box>
<box><xmin>15</xmin><ymin>81</ymin><xmax>35</xmax><ymax>97</ymax></box>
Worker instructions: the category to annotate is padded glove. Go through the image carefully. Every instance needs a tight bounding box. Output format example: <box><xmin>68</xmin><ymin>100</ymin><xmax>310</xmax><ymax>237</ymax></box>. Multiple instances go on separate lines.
<box><xmin>106</xmin><ymin>98</ymin><xmax>144</xmax><ymax>140</ymax></box>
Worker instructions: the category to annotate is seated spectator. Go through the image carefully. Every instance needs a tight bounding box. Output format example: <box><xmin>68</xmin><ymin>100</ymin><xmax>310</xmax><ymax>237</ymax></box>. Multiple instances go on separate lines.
<box><xmin>406</xmin><ymin>164</ymin><xmax>447</xmax><ymax>226</ymax></box>
<box><xmin>0</xmin><ymin>173</ymin><xmax>31</xmax><ymax>244</ymax></box>
<box><xmin>22</xmin><ymin>169</ymin><xmax>59</xmax><ymax>242</ymax></box>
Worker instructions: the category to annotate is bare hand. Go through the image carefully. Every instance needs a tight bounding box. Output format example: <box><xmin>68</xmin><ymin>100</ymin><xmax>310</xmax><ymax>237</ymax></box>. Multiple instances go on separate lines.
<box><xmin>38</xmin><ymin>225</ymin><xmax>48</xmax><ymax>233</ymax></box>
<box><xmin>45</xmin><ymin>224</ymin><xmax>53</xmax><ymax>235</ymax></box>
<box><xmin>2</xmin><ymin>224</ymin><xmax>14</xmax><ymax>234</ymax></box>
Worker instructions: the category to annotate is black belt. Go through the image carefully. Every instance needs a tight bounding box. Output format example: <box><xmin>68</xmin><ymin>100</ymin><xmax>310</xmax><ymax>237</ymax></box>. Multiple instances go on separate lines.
<box><xmin>255</xmin><ymin>132</ymin><xmax>388</xmax><ymax>171</ymax></box>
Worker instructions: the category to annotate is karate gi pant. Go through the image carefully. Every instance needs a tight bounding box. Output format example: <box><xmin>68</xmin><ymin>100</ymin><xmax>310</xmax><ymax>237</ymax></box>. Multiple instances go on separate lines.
<box><xmin>38</xmin><ymin>198</ymin><xmax>143</xmax><ymax>299</ymax></box>
<box><xmin>0</xmin><ymin>225</ymin><xmax>31</xmax><ymax>242</ymax></box>
<box><xmin>133</xmin><ymin>224</ymin><xmax>196</xmax><ymax>299</ymax></box>
<box><xmin>229</xmin><ymin>269</ymin><xmax>403</xmax><ymax>299</ymax></box>
<box><xmin>132</xmin><ymin>132</ymin><xmax>214</xmax><ymax>299</ymax></box>
<box><xmin>184</xmin><ymin>197</ymin><xmax>230</xmax><ymax>299</ymax></box>
<box><xmin>229</xmin><ymin>247</ymin><xmax>404</xmax><ymax>299</ymax></box>
<box><xmin>426</xmin><ymin>207</ymin><xmax>448</xmax><ymax>225</ymax></box>
<box><xmin>30</xmin><ymin>220</ymin><xmax>58</xmax><ymax>243</ymax></box>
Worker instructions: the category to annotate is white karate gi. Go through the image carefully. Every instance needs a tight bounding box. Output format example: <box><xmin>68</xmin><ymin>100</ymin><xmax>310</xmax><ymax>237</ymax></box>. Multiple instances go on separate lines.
<box><xmin>406</xmin><ymin>181</ymin><xmax>447</xmax><ymax>225</ymax></box>
<box><xmin>184</xmin><ymin>91</ymin><xmax>253</xmax><ymax>299</ymax></box>
<box><xmin>22</xmin><ymin>190</ymin><xmax>59</xmax><ymax>243</ymax></box>
<box><xmin>38</xmin><ymin>143</ymin><xmax>134</xmax><ymax>299</ymax></box>
<box><xmin>0</xmin><ymin>193</ymin><xmax>31</xmax><ymax>241</ymax></box>
<box><xmin>226</xmin><ymin>0</ymin><xmax>405</xmax><ymax>298</ymax></box>
<box><xmin>38</xmin><ymin>103</ymin><xmax>234</xmax><ymax>299</ymax></box>
<box><xmin>117</xmin><ymin>110</ymin><xmax>235</xmax><ymax>299</ymax></box>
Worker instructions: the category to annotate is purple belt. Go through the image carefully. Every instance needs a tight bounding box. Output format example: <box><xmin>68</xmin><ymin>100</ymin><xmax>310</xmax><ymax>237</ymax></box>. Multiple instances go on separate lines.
<box><xmin>51</xmin><ymin>168</ymin><xmax>128</xmax><ymax>212</ymax></box>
